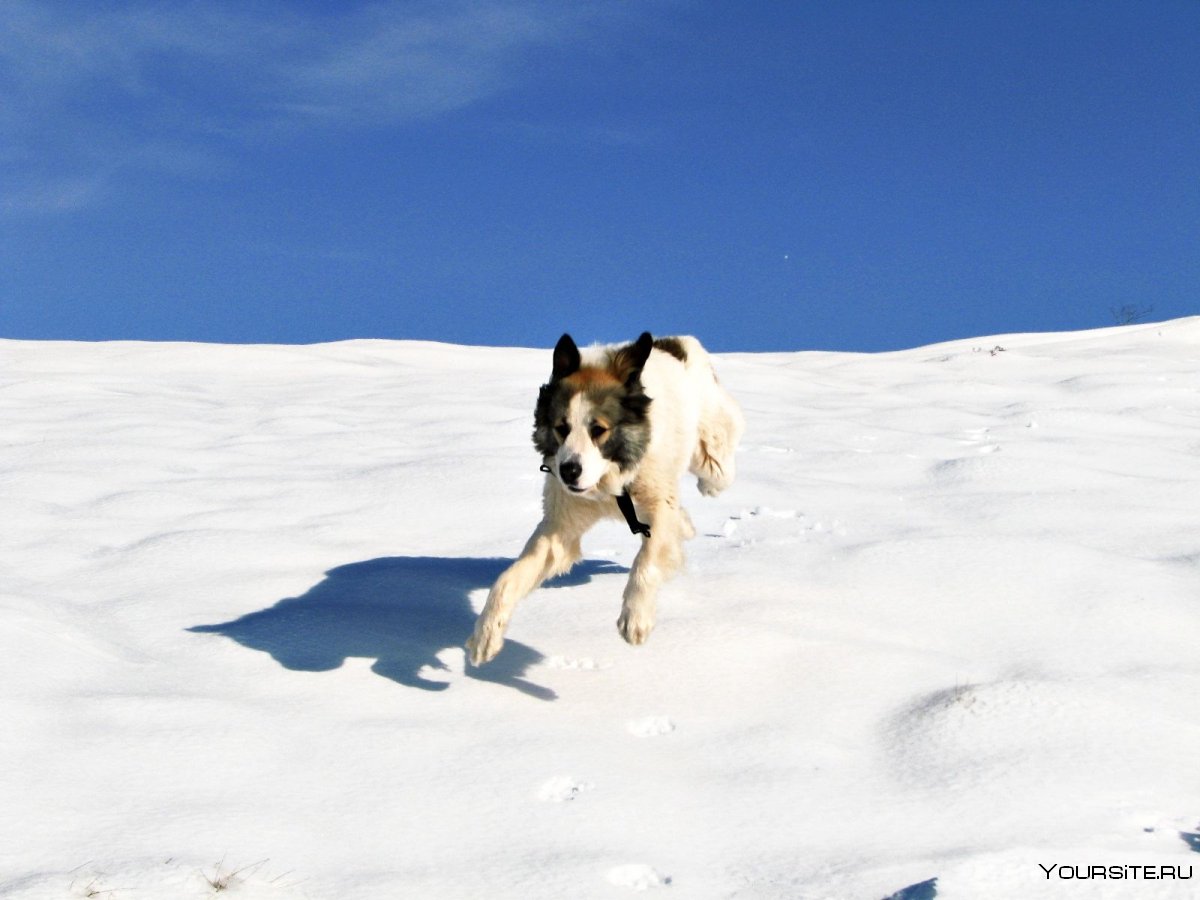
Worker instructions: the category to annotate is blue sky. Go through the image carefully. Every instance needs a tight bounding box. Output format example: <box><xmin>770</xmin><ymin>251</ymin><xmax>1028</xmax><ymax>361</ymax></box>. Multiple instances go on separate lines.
<box><xmin>2</xmin><ymin>1</ymin><xmax>1197</xmax><ymax>352</ymax></box>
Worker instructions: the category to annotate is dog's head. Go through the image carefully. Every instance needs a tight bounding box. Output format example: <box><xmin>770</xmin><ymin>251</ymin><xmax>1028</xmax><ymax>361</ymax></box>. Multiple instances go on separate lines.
<box><xmin>533</xmin><ymin>332</ymin><xmax>653</xmax><ymax>497</ymax></box>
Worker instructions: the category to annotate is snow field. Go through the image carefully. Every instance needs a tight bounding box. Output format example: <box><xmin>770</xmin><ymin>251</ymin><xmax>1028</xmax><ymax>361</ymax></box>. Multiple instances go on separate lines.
<box><xmin>1</xmin><ymin>320</ymin><xmax>1198</xmax><ymax>898</ymax></box>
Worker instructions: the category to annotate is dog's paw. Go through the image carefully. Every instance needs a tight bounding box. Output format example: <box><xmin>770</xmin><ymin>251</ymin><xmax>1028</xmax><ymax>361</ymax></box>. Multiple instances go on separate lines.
<box><xmin>617</xmin><ymin>606</ymin><xmax>655</xmax><ymax>645</ymax></box>
<box><xmin>466</xmin><ymin>619</ymin><xmax>505</xmax><ymax>666</ymax></box>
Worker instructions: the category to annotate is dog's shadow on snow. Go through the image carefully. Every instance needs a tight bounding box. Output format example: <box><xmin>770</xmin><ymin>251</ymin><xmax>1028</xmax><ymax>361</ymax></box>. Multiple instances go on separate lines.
<box><xmin>189</xmin><ymin>556</ymin><xmax>626</xmax><ymax>702</ymax></box>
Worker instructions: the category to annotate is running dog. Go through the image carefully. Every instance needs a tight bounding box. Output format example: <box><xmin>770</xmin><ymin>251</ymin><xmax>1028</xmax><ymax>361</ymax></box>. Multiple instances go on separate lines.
<box><xmin>467</xmin><ymin>332</ymin><xmax>743</xmax><ymax>665</ymax></box>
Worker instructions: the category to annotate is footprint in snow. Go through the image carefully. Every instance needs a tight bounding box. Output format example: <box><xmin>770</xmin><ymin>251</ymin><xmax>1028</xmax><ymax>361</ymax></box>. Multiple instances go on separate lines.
<box><xmin>627</xmin><ymin>716</ymin><xmax>675</xmax><ymax>737</ymax></box>
<box><xmin>742</xmin><ymin>443</ymin><xmax>793</xmax><ymax>455</ymax></box>
<box><xmin>717</xmin><ymin>506</ymin><xmax>797</xmax><ymax>535</ymax></box>
<box><xmin>713</xmin><ymin>507</ymin><xmax>830</xmax><ymax>544</ymax></box>
<box><xmin>607</xmin><ymin>864</ymin><xmax>670</xmax><ymax>890</ymax></box>
<box><xmin>957</xmin><ymin>426</ymin><xmax>1003</xmax><ymax>451</ymax></box>
<box><xmin>537</xmin><ymin>776</ymin><xmax>593</xmax><ymax>803</ymax></box>
<box><xmin>543</xmin><ymin>655</ymin><xmax>612</xmax><ymax>671</ymax></box>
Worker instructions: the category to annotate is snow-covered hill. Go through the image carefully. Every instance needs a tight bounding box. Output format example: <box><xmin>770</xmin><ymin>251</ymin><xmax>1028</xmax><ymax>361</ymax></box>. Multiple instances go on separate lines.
<box><xmin>2</xmin><ymin>320</ymin><xmax>1198</xmax><ymax>899</ymax></box>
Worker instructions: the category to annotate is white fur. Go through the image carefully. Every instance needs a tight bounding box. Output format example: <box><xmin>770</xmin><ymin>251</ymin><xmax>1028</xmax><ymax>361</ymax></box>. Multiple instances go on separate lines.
<box><xmin>556</xmin><ymin>393</ymin><xmax>610</xmax><ymax>493</ymax></box>
<box><xmin>467</xmin><ymin>336</ymin><xmax>744</xmax><ymax>665</ymax></box>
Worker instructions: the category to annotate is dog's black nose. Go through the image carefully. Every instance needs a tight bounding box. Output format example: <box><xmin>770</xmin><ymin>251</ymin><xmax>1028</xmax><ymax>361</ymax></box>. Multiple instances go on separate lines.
<box><xmin>559</xmin><ymin>459</ymin><xmax>582</xmax><ymax>486</ymax></box>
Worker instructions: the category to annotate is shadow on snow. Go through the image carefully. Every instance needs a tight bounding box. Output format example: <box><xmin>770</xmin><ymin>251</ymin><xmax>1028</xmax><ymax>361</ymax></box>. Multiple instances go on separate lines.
<box><xmin>882</xmin><ymin>877</ymin><xmax>937</xmax><ymax>900</ymax></box>
<box><xmin>189</xmin><ymin>555</ymin><xmax>626</xmax><ymax>702</ymax></box>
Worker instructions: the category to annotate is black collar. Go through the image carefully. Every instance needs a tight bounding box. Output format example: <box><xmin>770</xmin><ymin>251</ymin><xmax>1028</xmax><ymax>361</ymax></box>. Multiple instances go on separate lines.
<box><xmin>616</xmin><ymin>490</ymin><xmax>651</xmax><ymax>538</ymax></box>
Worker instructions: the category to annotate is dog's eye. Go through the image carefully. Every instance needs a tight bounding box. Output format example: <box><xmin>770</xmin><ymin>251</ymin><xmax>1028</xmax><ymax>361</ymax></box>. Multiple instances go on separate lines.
<box><xmin>555</xmin><ymin>423</ymin><xmax>570</xmax><ymax>439</ymax></box>
<box><xmin>589</xmin><ymin>423</ymin><xmax>608</xmax><ymax>440</ymax></box>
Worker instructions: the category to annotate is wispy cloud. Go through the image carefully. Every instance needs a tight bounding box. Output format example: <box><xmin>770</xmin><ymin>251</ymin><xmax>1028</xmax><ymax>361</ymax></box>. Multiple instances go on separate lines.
<box><xmin>0</xmin><ymin>1</ymin><xmax>620</xmax><ymax>213</ymax></box>
<box><xmin>3</xmin><ymin>174</ymin><xmax>104</xmax><ymax>215</ymax></box>
<box><xmin>271</xmin><ymin>4</ymin><xmax>564</xmax><ymax>124</ymax></box>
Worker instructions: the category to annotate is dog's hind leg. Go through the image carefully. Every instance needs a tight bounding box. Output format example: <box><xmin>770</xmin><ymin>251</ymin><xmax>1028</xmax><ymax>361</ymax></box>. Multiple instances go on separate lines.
<box><xmin>467</xmin><ymin>494</ymin><xmax>602</xmax><ymax>666</ymax></box>
<box><xmin>679</xmin><ymin>507</ymin><xmax>696</xmax><ymax>541</ymax></box>
<box><xmin>690</xmin><ymin>388</ymin><xmax>744</xmax><ymax>497</ymax></box>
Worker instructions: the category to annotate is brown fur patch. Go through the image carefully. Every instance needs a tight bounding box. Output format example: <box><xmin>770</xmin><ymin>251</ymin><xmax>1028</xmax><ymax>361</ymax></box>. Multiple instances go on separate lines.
<box><xmin>564</xmin><ymin>367</ymin><xmax>621</xmax><ymax>389</ymax></box>
<box><xmin>652</xmin><ymin>337</ymin><xmax>688</xmax><ymax>362</ymax></box>
<box><xmin>608</xmin><ymin>333</ymin><xmax>653</xmax><ymax>384</ymax></box>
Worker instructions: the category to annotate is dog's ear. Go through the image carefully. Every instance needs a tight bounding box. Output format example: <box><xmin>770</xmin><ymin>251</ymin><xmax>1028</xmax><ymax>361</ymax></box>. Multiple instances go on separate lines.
<box><xmin>551</xmin><ymin>333</ymin><xmax>581</xmax><ymax>380</ymax></box>
<box><xmin>611</xmin><ymin>332</ymin><xmax>654</xmax><ymax>386</ymax></box>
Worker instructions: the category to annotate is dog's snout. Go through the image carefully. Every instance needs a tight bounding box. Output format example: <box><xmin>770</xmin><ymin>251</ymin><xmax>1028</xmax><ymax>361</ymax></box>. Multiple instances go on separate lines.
<box><xmin>559</xmin><ymin>459</ymin><xmax>582</xmax><ymax>486</ymax></box>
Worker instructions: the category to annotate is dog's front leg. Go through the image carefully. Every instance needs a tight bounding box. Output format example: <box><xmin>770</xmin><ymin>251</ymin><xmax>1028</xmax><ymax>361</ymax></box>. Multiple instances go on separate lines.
<box><xmin>466</xmin><ymin>524</ymin><xmax>580</xmax><ymax>666</ymax></box>
<box><xmin>617</xmin><ymin>501</ymin><xmax>684</xmax><ymax>646</ymax></box>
